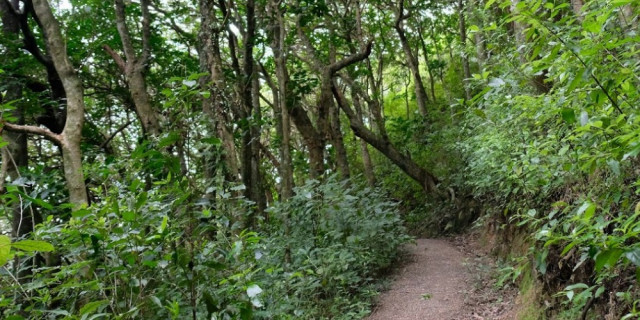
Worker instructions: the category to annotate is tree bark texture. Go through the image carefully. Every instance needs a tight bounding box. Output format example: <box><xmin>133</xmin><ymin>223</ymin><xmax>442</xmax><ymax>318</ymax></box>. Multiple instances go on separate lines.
<box><xmin>112</xmin><ymin>0</ymin><xmax>161</xmax><ymax>137</ymax></box>
<box><xmin>32</xmin><ymin>0</ymin><xmax>88</xmax><ymax>208</ymax></box>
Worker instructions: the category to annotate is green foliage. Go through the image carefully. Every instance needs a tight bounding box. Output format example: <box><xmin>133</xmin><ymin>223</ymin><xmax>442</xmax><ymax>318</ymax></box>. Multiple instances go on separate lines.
<box><xmin>0</xmin><ymin>145</ymin><xmax>408</xmax><ymax>320</ymax></box>
<box><xmin>450</xmin><ymin>0</ymin><xmax>640</xmax><ymax>317</ymax></box>
<box><xmin>259</xmin><ymin>176</ymin><xmax>411</xmax><ymax>319</ymax></box>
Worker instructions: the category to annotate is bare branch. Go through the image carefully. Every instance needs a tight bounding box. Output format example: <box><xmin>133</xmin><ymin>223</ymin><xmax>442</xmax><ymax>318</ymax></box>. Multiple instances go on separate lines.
<box><xmin>2</xmin><ymin>121</ymin><xmax>62</xmax><ymax>145</ymax></box>
<box><xmin>100</xmin><ymin>119</ymin><xmax>133</xmax><ymax>150</ymax></box>
<box><xmin>114</xmin><ymin>0</ymin><xmax>136</xmax><ymax>63</ymax></box>
<box><xmin>328</xmin><ymin>41</ymin><xmax>373</xmax><ymax>74</ymax></box>
<box><xmin>102</xmin><ymin>44</ymin><xmax>126</xmax><ymax>73</ymax></box>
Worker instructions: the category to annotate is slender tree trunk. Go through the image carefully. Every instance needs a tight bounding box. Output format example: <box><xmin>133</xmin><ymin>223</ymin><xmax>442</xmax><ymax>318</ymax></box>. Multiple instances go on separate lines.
<box><xmin>472</xmin><ymin>0</ymin><xmax>487</xmax><ymax>70</ymax></box>
<box><xmin>197</xmin><ymin>0</ymin><xmax>241</xmax><ymax>182</ymax></box>
<box><xmin>571</xmin><ymin>0</ymin><xmax>584</xmax><ymax>22</ymax></box>
<box><xmin>32</xmin><ymin>0</ymin><xmax>88</xmax><ymax>208</ymax></box>
<box><xmin>240</xmin><ymin>0</ymin><xmax>266</xmax><ymax>219</ymax></box>
<box><xmin>353</xmin><ymin>92</ymin><xmax>376</xmax><ymax>186</ymax></box>
<box><xmin>619</xmin><ymin>4</ymin><xmax>638</xmax><ymax>30</ymax></box>
<box><xmin>418</xmin><ymin>31</ymin><xmax>437</xmax><ymax>102</ymax></box>
<box><xmin>459</xmin><ymin>0</ymin><xmax>472</xmax><ymax>101</ymax></box>
<box><xmin>110</xmin><ymin>0</ymin><xmax>161</xmax><ymax>137</ymax></box>
<box><xmin>330</xmin><ymin>101</ymin><xmax>350</xmax><ymax>179</ymax></box>
<box><xmin>333</xmin><ymin>82</ymin><xmax>439</xmax><ymax>194</ymax></box>
<box><xmin>511</xmin><ymin>0</ymin><xmax>527</xmax><ymax>64</ymax></box>
<box><xmin>1</xmin><ymin>0</ymin><xmax>32</xmax><ymax>238</ymax></box>
<box><xmin>430</xmin><ymin>30</ymin><xmax>448</xmax><ymax>99</ymax></box>
<box><xmin>267</xmin><ymin>2</ymin><xmax>294</xmax><ymax>198</ymax></box>
<box><xmin>394</xmin><ymin>2</ymin><xmax>429</xmax><ymax>117</ymax></box>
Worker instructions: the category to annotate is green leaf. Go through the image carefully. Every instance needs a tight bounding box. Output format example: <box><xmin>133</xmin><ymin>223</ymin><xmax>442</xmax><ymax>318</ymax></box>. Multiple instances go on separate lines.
<box><xmin>595</xmin><ymin>248</ymin><xmax>623</xmax><ymax>272</ymax></box>
<box><xmin>11</xmin><ymin>240</ymin><xmax>54</xmax><ymax>252</ymax></box>
<box><xmin>79</xmin><ymin>300</ymin><xmax>109</xmax><ymax>316</ymax></box>
<box><xmin>607</xmin><ymin>160</ymin><xmax>620</xmax><ymax>176</ymax></box>
<box><xmin>561</xmin><ymin>108</ymin><xmax>576</xmax><ymax>124</ymax></box>
<box><xmin>484</xmin><ymin>0</ymin><xmax>497</xmax><ymax>10</ymax></box>
<box><xmin>577</xmin><ymin>202</ymin><xmax>595</xmax><ymax>221</ymax></box>
<box><xmin>473</xmin><ymin>109</ymin><xmax>487</xmax><ymax>119</ymax></box>
<box><xmin>0</xmin><ymin>235</ymin><xmax>11</xmax><ymax>266</ymax></box>
<box><xmin>625</xmin><ymin>249</ymin><xmax>640</xmax><ymax>266</ymax></box>
<box><xmin>135</xmin><ymin>192</ymin><xmax>148</xmax><ymax>210</ymax></box>
<box><xmin>612</xmin><ymin>0</ymin><xmax>634</xmax><ymax>7</ymax></box>
<box><xmin>582</xmin><ymin>18</ymin><xmax>602</xmax><ymax>33</ymax></box>
<box><xmin>203</xmin><ymin>291</ymin><xmax>219</xmax><ymax>315</ymax></box>
<box><xmin>159</xmin><ymin>216</ymin><xmax>168</xmax><ymax>233</ymax></box>
<box><xmin>149</xmin><ymin>296</ymin><xmax>163</xmax><ymax>308</ymax></box>
<box><xmin>122</xmin><ymin>211</ymin><xmax>136</xmax><ymax>222</ymax></box>
<box><xmin>565</xmin><ymin>283</ymin><xmax>589</xmax><ymax>291</ymax></box>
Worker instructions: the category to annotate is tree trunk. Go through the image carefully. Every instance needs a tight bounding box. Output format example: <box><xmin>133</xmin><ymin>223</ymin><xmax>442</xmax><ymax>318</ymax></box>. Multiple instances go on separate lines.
<box><xmin>330</xmin><ymin>101</ymin><xmax>350</xmax><ymax>179</ymax></box>
<box><xmin>353</xmin><ymin>92</ymin><xmax>376</xmax><ymax>186</ymax></box>
<box><xmin>472</xmin><ymin>0</ymin><xmax>487</xmax><ymax>70</ymax></box>
<box><xmin>394</xmin><ymin>3</ymin><xmax>429</xmax><ymax>117</ymax></box>
<box><xmin>511</xmin><ymin>0</ymin><xmax>527</xmax><ymax>64</ymax></box>
<box><xmin>417</xmin><ymin>31</ymin><xmax>437</xmax><ymax>102</ymax></box>
<box><xmin>268</xmin><ymin>0</ymin><xmax>293</xmax><ymax>198</ymax></box>
<box><xmin>240</xmin><ymin>0</ymin><xmax>266</xmax><ymax>219</ymax></box>
<box><xmin>571</xmin><ymin>0</ymin><xmax>584</xmax><ymax>22</ymax></box>
<box><xmin>198</xmin><ymin>0</ymin><xmax>241</xmax><ymax>181</ymax></box>
<box><xmin>32</xmin><ymin>0</ymin><xmax>88</xmax><ymax>208</ymax></box>
<box><xmin>458</xmin><ymin>0</ymin><xmax>472</xmax><ymax>101</ymax></box>
<box><xmin>1</xmin><ymin>0</ymin><xmax>32</xmax><ymax>238</ymax></box>
<box><xmin>111</xmin><ymin>0</ymin><xmax>161</xmax><ymax>137</ymax></box>
<box><xmin>333</xmin><ymin>81</ymin><xmax>439</xmax><ymax>195</ymax></box>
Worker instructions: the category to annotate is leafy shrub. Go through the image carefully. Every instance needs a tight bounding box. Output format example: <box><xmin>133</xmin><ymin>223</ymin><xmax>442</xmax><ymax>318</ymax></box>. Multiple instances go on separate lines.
<box><xmin>448</xmin><ymin>0</ymin><xmax>640</xmax><ymax>318</ymax></box>
<box><xmin>1</xmin><ymin>170</ymin><xmax>409</xmax><ymax>319</ymax></box>
<box><xmin>258</xmin><ymin>176</ymin><xmax>411</xmax><ymax>319</ymax></box>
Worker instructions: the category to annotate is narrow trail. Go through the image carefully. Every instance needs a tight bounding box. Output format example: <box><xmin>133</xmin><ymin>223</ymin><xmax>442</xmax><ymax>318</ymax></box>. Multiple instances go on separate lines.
<box><xmin>367</xmin><ymin>238</ymin><xmax>516</xmax><ymax>320</ymax></box>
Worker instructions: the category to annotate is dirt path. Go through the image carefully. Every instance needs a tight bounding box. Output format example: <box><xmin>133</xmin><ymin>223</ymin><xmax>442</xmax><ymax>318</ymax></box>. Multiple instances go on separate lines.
<box><xmin>367</xmin><ymin>238</ymin><xmax>516</xmax><ymax>320</ymax></box>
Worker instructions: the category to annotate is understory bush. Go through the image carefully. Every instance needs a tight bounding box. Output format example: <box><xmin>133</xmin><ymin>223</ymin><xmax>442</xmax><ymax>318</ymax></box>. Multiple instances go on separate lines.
<box><xmin>259</xmin><ymin>176</ymin><xmax>411</xmax><ymax>319</ymax></box>
<box><xmin>448</xmin><ymin>1</ymin><xmax>640</xmax><ymax>318</ymax></box>
<box><xmin>1</xmin><ymin>172</ymin><xmax>408</xmax><ymax>319</ymax></box>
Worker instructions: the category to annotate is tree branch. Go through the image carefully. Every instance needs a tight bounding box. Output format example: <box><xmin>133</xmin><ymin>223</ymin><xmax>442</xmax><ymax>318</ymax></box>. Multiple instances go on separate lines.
<box><xmin>100</xmin><ymin>119</ymin><xmax>133</xmax><ymax>150</ymax></box>
<box><xmin>102</xmin><ymin>44</ymin><xmax>126</xmax><ymax>73</ymax></box>
<box><xmin>1</xmin><ymin>121</ymin><xmax>62</xmax><ymax>145</ymax></box>
<box><xmin>140</xmin><ymin>0</ymin><xmax>152</xmax><ymax>66</ymax></box>
<box><xmin>114</xmin><ymin>0</ymin><xmax>136</xmax><ymax>63</ymax></box>
<box><xmin>328</xmin><ymin>41</ymin><xmax>373</xmax><ymax>74</ymax></box>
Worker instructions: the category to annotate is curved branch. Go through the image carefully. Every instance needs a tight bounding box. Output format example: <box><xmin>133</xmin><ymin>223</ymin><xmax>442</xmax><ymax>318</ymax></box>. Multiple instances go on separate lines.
<box><xmin>2</xmin><ymin>121</ymin><xmax>62</xmax><ymax>145</ymax></box>
<box><xmin>328</xmin><ymin>41</ymin><xmax>373</xmax><ymax>74</ymax></box>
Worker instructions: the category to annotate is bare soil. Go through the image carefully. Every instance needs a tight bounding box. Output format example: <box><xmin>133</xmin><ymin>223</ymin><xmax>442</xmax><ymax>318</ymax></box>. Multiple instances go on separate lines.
<box><xmin>367</xmin><ymin>236</ymin><xmax>518</xmax><ymax>320</ymax></box>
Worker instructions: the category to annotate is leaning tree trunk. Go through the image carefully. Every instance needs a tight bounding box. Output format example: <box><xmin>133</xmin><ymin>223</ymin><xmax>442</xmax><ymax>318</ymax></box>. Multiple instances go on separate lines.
<box><xmin>333</xmin><ymin>81</ymin><xmax>440</xmax><ymax>195</ymax></box>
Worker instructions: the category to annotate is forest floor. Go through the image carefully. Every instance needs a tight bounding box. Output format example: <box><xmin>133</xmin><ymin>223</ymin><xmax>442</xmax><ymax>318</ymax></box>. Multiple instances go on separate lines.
<box><xmin>366</xmin><ymin>235</ymin><xmax>518</xmax><ymax>320</ymax></box>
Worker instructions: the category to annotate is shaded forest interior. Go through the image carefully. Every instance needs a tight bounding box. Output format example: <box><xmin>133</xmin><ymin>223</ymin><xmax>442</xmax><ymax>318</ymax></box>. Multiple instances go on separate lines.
<box><xmin>1</xmin><ymin>0</ymin><xmax>640</xmax><ymax>319</ymax></box>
